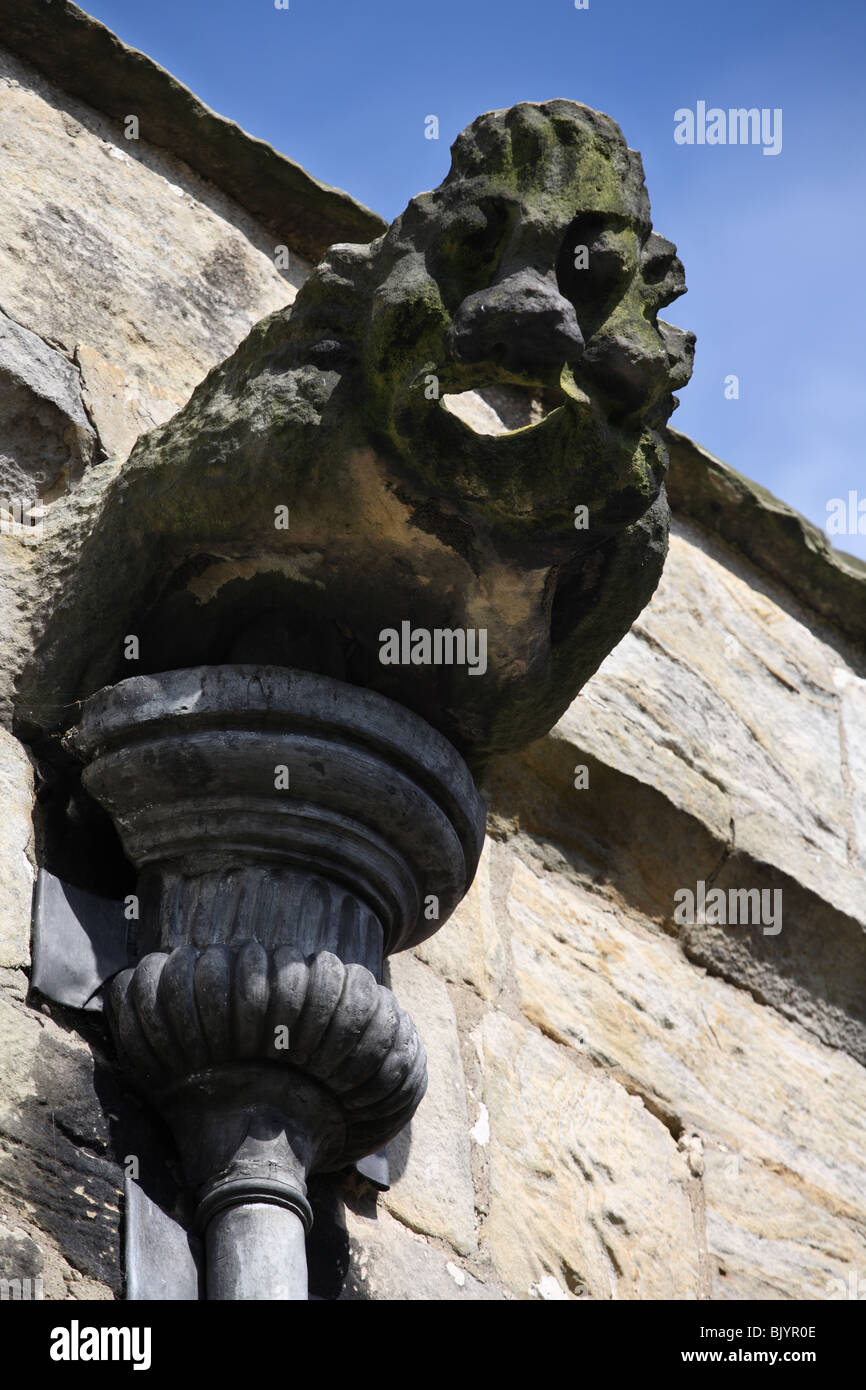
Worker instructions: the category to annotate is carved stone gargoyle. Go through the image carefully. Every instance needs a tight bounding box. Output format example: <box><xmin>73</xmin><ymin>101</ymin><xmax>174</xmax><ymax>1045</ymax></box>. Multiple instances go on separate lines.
<box><xmin>22</xmin><ymin>100</ymin><xmax>693</xmax><ymax>1299</ymax></box>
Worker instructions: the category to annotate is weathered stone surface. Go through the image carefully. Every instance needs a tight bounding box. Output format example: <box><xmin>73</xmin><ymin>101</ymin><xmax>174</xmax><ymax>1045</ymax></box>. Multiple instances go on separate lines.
<box><xmin>666</xmin><ymin>427</ymin><xmax>866</xmax><ymax>654</ymax></box>
<box><xmin>0</xmin><ymin>309</ymin><xmax>97</xmax><ymax>500</ymax></box>
<box><xmin>0</xmin><ymin>0</ymin><xmax>386</xmax><ymax>266</ymax></box>
<box><xmin>0</xmin><ymin>971</ymin><xmax>122</xmax><ymax>1294</ymax></box>
<box><xmin>0</xmin><ymin>46</ymin><xmax>306</xmax><ymax>467</ymax></box>
<box><xmin>340</xmin><ymin>1206</ymin><xmax>503</xmax><ymax>1301</ymax></box>
<box><xmin>507</xmin><ymin>855</ymin><xmax>866</xmax><ymax>1225</ymax></box>
<box><xmin>531</xmin><ymin>517</ymin><xmax>866</xmax><ymax>1058</ymax></box>
<box><xmin>478</xmin><ymin>1011</ymin><xmax>699</xmax><ymax>1299</ymax></box>
<box><xmin>74</xmin><ymin>342</ymin><xmax>179</xmax><ymax>466</ymax></box>
<box><xmin>0</xmin><ymin>731</ymin><xmax>35</xmax><ymax>968</ymax></box>
<box><xmin>679</xmin><ymin>863</ymin><xmax>866</xmax><ymax>1065</ymax></box>
<box><xmin>836</xmin><ymin>665</ymin><xmax>866</xmax><ymax>871</ymax></box>
<box><xmin>702</xmin><ymin>1144</ymin><xmax>866</xmax><ymax>1302</ymax></box>
<box><xmin>385</xmin><ymin>955</ymin><xmax>477</xmax><ymax>1255</ymax></box>
<box><xmin>414</xmin><ymin>837</ymin><xmax>507</xmax><ymax>1002</ymax></box>
<box><xmin>555</xmin><ymin>519</ymin><xmax>864</xmax><ymax>907</ymax></box>
<box><xmin>15</xmin><ymin>99</ymin><xmax>693</xmax><ymax>771</ymax></box>
<box><xmin>0</xmin><ymin>457</ymin><xmax>121</xmax><ymax>726</ymax></box>
<box><xmin>0</xmin><ymin>1216</ymin><xmax>113</xmax><ymax>1300</ymax></box>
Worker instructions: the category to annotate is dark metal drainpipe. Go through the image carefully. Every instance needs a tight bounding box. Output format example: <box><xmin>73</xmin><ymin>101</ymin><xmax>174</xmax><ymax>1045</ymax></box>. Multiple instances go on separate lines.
<box><xmin>66</xmin><ymin>663</ymin><xmax>486</xmax><ymax>1301</ymax></box>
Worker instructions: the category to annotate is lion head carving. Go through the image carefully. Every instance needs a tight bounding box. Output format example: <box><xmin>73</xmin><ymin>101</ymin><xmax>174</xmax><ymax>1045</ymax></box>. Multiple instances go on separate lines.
<box><xmin>17</xmin><ymin>100</ymin><xmax>693</xmax><ymax>771</ymax></box>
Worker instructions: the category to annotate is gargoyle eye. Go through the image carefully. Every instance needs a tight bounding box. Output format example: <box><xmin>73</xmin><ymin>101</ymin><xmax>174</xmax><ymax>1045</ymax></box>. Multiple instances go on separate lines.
<box><xmin>556</xmin><ymin>214</ymin><xmax>634</xmax><ymax>334</ymax></box>
<box><xmin>307</xmin><ymin>338</ymin><xmax>353</xmax><ymax>366</ymax></box>
<box><xmin>429</xmin><ymin>198</ymin><xmax>514</xmax><ymax>311</ymax></box>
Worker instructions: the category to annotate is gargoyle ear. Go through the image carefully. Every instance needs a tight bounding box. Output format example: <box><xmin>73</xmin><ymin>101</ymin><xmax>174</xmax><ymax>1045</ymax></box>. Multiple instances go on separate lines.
<box><xmin>555</xmin><ymin>213</ymin><xmax>635</xmax><ymax>338</ymax></box>
<box><xmin>282</xmin><ymin>241</ymin><xmax>370</xmax><ymax>366</ymax></box>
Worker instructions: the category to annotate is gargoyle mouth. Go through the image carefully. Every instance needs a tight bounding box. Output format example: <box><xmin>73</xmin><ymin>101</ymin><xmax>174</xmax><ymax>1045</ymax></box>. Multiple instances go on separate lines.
<box><xmin>440</xmin><ymin>381</ymin><xmax>567</xmax><ymax>436</ymax></box>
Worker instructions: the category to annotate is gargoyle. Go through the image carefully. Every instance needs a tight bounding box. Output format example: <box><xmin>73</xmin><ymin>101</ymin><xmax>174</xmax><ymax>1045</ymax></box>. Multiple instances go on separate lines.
<box><xmin>16</xmin><ymin>99</ymin><xmax>694</xmax><ymax>772</ymax></box>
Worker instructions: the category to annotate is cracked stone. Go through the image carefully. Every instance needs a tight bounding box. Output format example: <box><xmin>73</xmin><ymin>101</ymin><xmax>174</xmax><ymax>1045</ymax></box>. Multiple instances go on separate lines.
<box><xmin>0</xmin><ymin>728</ymin><xmax>35</xmax><ymax>968</ymax></box>
<box><xmin>0</xmin><ymin>308</ymin><xmax>96</xmax><ymax>499</ymax></box>
<box><xmin>384</xmin><ymin>954</ymin><xmax>477</xmax><ymax>1256</ymax></box>
<box><xmin>479</xmin><ymin>1010</ymin><xmax>698</xmax><ymax>1299</ymax></box>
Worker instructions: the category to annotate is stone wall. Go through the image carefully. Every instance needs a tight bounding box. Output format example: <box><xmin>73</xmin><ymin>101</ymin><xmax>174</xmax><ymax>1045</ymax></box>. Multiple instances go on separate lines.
<box><xmin>360</xmin><ymin>506</ymin><xmax>866</xmax><ymax>1300</ymax></box>
<box><xmin>0</xmin><ymin>2</ymin><xmax>864</xmax><ymax>1302</ymax></box>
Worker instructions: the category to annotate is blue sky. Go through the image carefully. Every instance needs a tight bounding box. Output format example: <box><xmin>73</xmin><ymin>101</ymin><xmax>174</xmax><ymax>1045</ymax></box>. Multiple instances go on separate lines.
<box><xmin>82</xmin><ymin>0</ymin><xmax>865</xmax><ymax>557</ymax></box>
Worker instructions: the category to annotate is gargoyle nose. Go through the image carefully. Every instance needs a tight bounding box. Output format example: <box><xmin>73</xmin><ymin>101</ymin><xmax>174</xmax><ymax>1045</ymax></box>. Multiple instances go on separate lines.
<box><xmin>446</xmin><ymin>269</ymin><xmax>584</xmax><ymax>371</ymax></box>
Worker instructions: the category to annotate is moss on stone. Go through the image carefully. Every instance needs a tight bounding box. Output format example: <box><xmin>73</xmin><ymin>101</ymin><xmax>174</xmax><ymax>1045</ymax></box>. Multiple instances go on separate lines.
<box><xmin>16</xmin><ymin>99</ymin><xmax>694</xmax><ymax>770</ymax></box>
